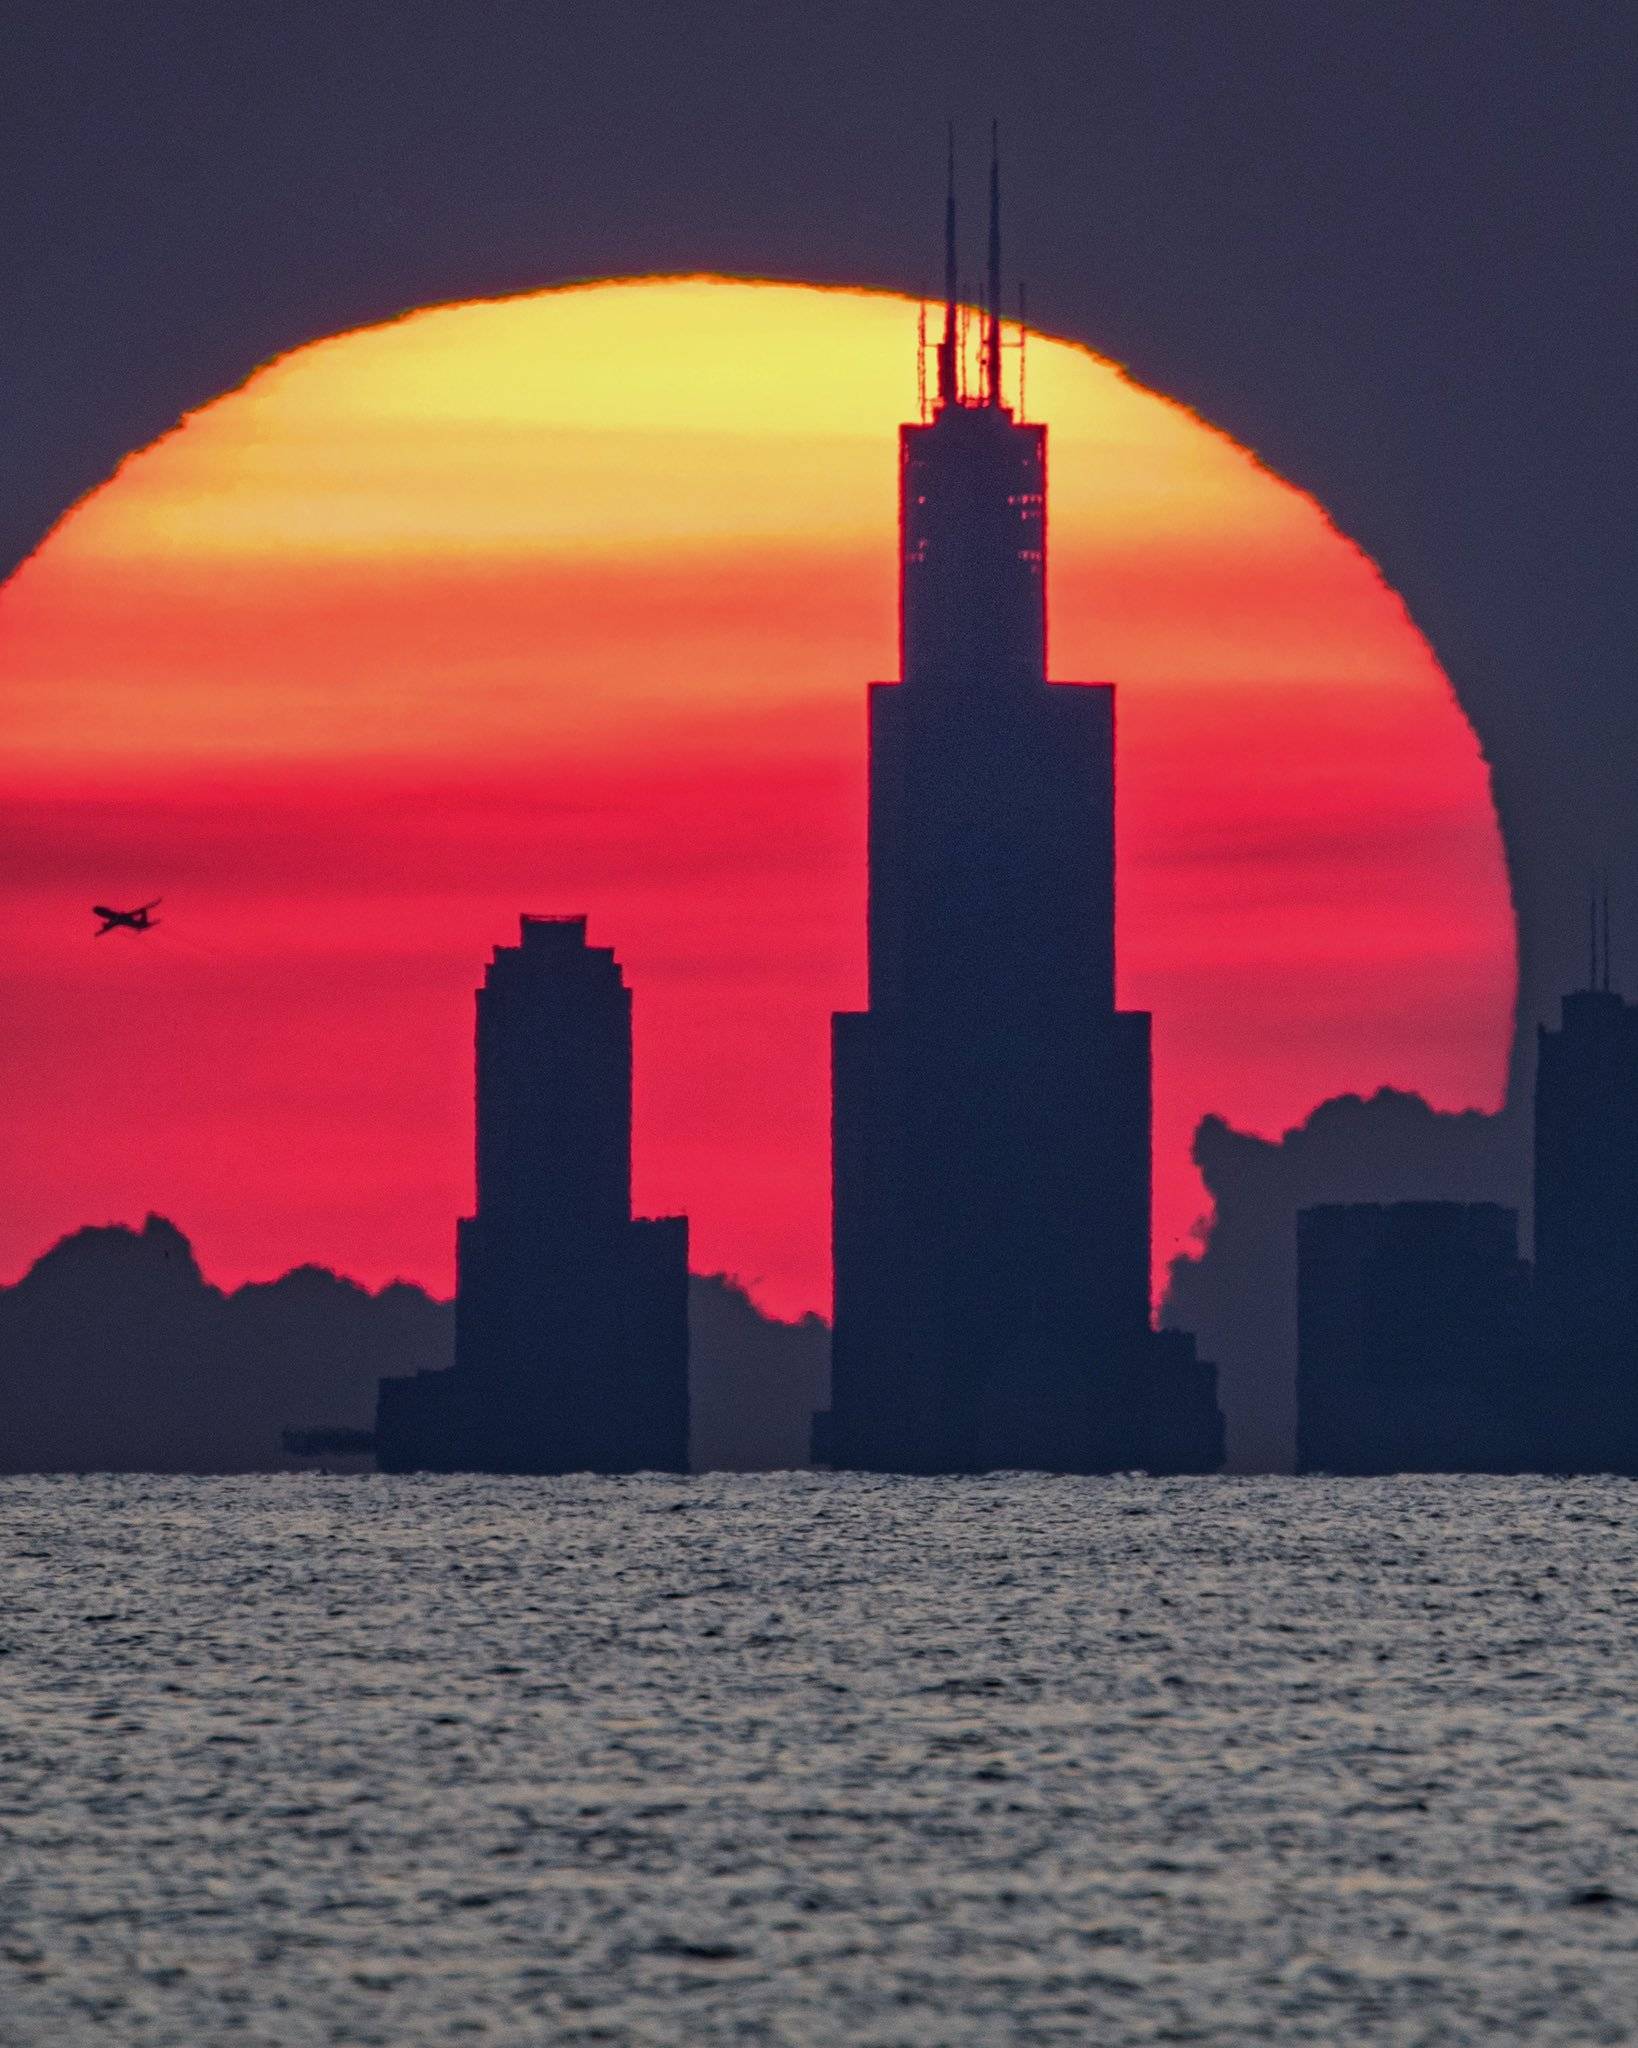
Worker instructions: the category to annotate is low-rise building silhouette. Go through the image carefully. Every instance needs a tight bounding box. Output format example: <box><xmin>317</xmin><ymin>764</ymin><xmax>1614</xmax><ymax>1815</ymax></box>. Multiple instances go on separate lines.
<box><xmin>1296</xmin><ymin>1202</ymin><xmax>1533</xmax><ymax>1473</ymax></box>
<box><xmin>378</xmin><ymin>916</ymin><xmax>689</xmax><ymax>1473</ymax></box>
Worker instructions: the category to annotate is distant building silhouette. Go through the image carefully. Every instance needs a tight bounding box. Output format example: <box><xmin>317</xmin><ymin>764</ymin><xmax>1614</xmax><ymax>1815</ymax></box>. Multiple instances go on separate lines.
<box><xmin>816</xmin><ymin>142</ymin><xmax>1221</xmax><ymax>1473</ymax></box>
<box><xmin>0</xmin><ymin>1215</ymin><xmax>825</xmax><ymax>1474</ymax></box>
<box><xmin>1294</xmin><ymin>943</ymin><xmax>1638</xmax><ymax>1474</ymax></box>
<box><xmin>1535</xmin><ymin>977</ymin><xmax>1638</xmax><ymax>1365</ymax></box>
<box><xmin>1531</xmin><ymin>919</ymin><xmax>1638</xmax><ymax>1469</ymax></box>
<box><xmin>1166</xmin><ymin>1090</ymin><xmax>1525</xmax><ymax>1472</ymax></box>
<box><xmin>0</xmin><ymin>1215</ymin><xmax>450</xmax><ymax>1474</ymax></box>
<box><xmin>1296</xmin><ymin>1201</ymin><xmax>1534</xmax><ymax>1473</ymax></box>
<box><xmin>378</xmin><ymin>916</ymin><xmax>688</xmax><ymax>1472</ymax></box>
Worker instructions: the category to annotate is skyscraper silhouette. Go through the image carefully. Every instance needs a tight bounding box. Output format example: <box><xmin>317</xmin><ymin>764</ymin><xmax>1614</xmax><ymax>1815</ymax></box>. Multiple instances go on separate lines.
<box><xmin>1534</xmin><ymin>915</ymin><xmax>1638</xmax><ymax>1360</ymax></box>
<box><xmin>378</xmin><ymin>916</ymin><xmax>688</xmax><ymax>1473</ymax></box>
<box><xmin>1532</xmin><ymin>905</ymin><xmax>1638</xmax><ymax>1467</ymax></box>
<box><xmin>817</xmin><ymin>141</ymin><xmax>1219</xmax><ymax>1473</ymax></box>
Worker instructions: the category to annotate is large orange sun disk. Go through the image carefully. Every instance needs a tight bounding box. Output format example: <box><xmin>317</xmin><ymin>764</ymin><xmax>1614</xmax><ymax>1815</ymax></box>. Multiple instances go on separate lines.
<box><xmin>0</xmin><ymin>278</ymin><xmax>1513</xmax><ymax>1313</ymax></box>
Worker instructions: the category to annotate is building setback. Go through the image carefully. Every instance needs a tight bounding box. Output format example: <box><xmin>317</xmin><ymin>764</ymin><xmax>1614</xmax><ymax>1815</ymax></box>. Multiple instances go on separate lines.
<box><xmin>816</xmin><ymin>149</ymin><xmax>1221</xmax><ymax>1473</ymax></box>
<box><xmin>377</xmin><ymin>916</ymin><xmax>688</xmax><ymax>1473</ymax></box>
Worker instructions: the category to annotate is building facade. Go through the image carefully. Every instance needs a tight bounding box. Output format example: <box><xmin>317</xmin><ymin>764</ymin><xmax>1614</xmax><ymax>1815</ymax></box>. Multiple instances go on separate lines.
<box><xmin>377</xmin><ymin>916</ymin><xmax>689</xmax><ymax>1473</ymax></box>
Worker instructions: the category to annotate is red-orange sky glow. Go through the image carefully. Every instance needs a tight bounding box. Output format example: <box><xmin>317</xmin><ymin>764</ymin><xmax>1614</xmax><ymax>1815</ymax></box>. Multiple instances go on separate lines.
<box><xmin>0</xmin><ymin>278</ymin><xmax>1514</xmax><ymax>1313</ymax></box>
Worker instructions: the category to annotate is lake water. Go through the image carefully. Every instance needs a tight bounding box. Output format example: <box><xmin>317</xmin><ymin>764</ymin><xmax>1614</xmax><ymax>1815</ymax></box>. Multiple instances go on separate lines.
<box><xmin>3</xmin><ymin>1474</ymin><xmax>1637</xmax><ymax>2045</ymax></box>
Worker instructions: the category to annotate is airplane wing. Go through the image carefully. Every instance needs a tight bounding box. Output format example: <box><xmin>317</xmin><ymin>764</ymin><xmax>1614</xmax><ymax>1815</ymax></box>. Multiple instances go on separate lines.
<box><xmin>138</xmin><ymin>899</ymin><xmax>163</xmax><ymax>913</ymax></box>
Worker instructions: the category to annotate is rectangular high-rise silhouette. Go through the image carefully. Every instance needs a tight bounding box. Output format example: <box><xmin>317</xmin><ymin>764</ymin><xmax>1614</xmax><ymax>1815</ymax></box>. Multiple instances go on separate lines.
<box><xmin>378</xmin><ymin>916</ymin><xmax>688</xmax><ymax>1472</ymax></box>
<box><xmin>1531</xmin><ymin>944</ymin><xmax>1638</xmax><ymax>1470</ymax></box>
<box><xmin>818</xmin><ymin>146</ymin><xmax>1220</xmax><ymax>1473</ymax></box>
<box><xmin>1296</xmin><ymin>1201</ymin><xmax>1533</xmax><ymax>1473</ymax></box>
<box><xmin>1534</xmin><ymin>982</ymin><xmax>1638</xmax><ymax>1365</ymax></box>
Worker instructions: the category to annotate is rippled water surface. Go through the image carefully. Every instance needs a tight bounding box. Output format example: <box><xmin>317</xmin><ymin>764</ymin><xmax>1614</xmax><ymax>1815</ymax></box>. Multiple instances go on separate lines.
<box><xmin>4</xmin><ymin>1475</ymin><xmax>1638</xmax><ymax>2045</ymax></box>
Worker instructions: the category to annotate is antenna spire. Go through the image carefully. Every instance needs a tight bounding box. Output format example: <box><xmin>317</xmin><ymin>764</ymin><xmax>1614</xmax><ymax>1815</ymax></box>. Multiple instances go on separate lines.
<box><xmin>936</xmin><ymin>125</ymin><xmax>959</xmax><ymax>405</ymax></box>
<box><xmin>985</xmin><ymin>121</ymin><xmax>1003</xmax><ymax>406</ymax></box>
<box><xmin>1590</xmin><ymin>879</ymin><xmax>1600</xmax><ymax>991</ymax></box>
<box><xmin>1603</xmin><ymin>874</ymin><xmax>1613</xmax><ymax>993</ymax></box>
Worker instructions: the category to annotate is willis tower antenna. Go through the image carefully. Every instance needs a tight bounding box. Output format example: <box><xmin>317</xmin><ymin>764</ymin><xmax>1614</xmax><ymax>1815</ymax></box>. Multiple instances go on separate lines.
<box><xmin>817</xmin><ymin>132</ymin><xmax>1223</xmax><ymax>1474</ymax></box>
<box><xmin>937</xmin><ymin>125</ymin><xmax>959</xmax><ymax>405</ymax></box>
<box><xmin>985</xmin><ymin>122</ymin><xmax>1003</xmax><ymax>406</ymax></box>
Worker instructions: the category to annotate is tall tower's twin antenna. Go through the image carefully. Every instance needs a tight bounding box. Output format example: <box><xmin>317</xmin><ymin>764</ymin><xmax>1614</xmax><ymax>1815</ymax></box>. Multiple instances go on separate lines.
<box><xmin>985</xmin><ymin>121</ymin><xmax>1004</xmax><ymax>407</ymax></box>
<box><xmin>1589</xmin><ymin>875</ymin><xmax>1617</xmax><ymax>993</ymax></box>
<box><xmin>937</xmin><ymin>125</ymin><xmax>959</xmax><ymax>405</ymax></box>
<box><xmin>934</xmin><ymin>122</ymin><xmax>1008</xmax><ymax>410</ymax></box>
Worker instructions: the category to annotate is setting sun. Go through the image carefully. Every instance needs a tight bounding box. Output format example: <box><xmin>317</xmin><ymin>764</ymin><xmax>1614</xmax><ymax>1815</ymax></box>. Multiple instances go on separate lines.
<box><xmin>0</xmin><ymin>277</ymin><xmax>1512</xmax><ymax>1311</ymax></box>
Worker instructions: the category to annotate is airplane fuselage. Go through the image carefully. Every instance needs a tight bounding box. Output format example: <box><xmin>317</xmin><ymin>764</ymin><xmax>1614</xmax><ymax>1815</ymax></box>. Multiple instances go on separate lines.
<box><xmin>92</xmin><ymin>900</ymin><xmax>160</xmax><ymax>935</ymax></box>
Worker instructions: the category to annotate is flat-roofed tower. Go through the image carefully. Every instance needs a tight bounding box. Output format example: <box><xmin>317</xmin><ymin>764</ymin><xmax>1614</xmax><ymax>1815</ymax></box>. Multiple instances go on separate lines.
<box><xmin>1530</xmin><ymin>909</ymin><xmax>1638</xmax><ymax>1468</ymax></box>
<box><xmin>378</xmin><ymin>915</ymin><xmax>689</xmax><ymax>1472</ymax></box>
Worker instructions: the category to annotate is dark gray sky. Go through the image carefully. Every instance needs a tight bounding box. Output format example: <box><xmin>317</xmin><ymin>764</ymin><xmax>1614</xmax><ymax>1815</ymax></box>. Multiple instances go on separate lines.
<box><xmin>5</xmin><ymin>0</ymin><xmax>1634</xmax><ymax>1070</ymax></box>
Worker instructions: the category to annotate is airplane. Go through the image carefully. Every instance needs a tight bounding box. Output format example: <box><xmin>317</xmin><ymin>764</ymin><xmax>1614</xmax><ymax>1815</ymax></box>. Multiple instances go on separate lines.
<box><xmin>92</xmin><ymin>899</ymin><xmax>161</xmax><ymax>935</ymax></box>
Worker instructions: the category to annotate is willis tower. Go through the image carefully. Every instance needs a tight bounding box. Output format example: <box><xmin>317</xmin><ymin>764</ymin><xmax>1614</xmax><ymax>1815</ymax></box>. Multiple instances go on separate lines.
<box><xmin>819</xmin><ymin>140</ymin><xmax>1219</xmax><ymax>1474</ymax></box>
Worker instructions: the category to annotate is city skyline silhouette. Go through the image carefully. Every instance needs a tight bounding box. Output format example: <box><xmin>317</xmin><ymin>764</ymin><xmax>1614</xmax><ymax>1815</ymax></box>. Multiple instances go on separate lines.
<box><xmin>0</xmin><ymin>1214</ymin><xmax>824</xmax><ymax>1476</ymax></box>
<box><xmin>1</xmin><ymin>226</ymin><xmax>1625</xmax><ymax>1477</ymax></box>
<box><xmin>3</xmin><ymin>271</ymin><xmax>1508</xmax><ymax>1337</ymax></box>
<box><xmin>7</xmin><ymin>14</ymin><xmax>1637</xmax><ymax>2042</ymax></box>
<box><xmin>3</xmin><ymin>54</ymin><xmax>1630</xmax><ymax>1475</ymax></box>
